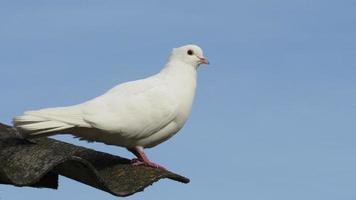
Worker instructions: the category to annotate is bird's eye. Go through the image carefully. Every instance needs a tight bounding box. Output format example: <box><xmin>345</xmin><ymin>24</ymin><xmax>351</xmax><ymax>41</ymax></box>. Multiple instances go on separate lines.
<box><xmin>187</xmin><ymin>49</ymin><xmax>194</xmax><ymax>55</ymax></box>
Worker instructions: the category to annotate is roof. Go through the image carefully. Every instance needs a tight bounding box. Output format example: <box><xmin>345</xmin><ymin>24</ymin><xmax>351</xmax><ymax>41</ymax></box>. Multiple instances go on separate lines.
<box><xmin>0</xmin><ymin>123</ymin><xmax>189</xmax><ymax>197</ymax></box>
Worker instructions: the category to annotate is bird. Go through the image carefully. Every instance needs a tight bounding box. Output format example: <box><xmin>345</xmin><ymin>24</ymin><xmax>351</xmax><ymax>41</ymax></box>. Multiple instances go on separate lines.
<box><xmin>13</xmin><ymin>44</ymin><xmax>209</xmax><ymax>170</ymax></box>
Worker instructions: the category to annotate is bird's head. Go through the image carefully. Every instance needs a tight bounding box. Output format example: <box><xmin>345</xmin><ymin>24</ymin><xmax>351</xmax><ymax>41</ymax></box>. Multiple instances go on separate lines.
<box><xmin>169</xmin><ymin>44</ymin><xmax>209</xmax><ymax>68</ymax></box>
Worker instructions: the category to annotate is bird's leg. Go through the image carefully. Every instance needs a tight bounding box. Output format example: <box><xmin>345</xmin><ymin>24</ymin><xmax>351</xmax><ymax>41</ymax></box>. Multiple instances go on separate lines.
<box><xmin>127</xmin><ymin>146</ymin><xmax>166</xmax><ymax>170</ymax></box>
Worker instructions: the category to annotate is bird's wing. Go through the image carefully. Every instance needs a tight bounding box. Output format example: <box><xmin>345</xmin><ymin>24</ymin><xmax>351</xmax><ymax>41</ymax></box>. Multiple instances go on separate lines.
<box><xmin>80</xmin><ymin>77</ymin><xmax>178</xmax><ymax>140</ymax></box>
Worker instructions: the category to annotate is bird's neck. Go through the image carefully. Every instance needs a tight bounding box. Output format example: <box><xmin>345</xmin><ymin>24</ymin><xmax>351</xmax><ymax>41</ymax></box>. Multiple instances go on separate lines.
<box><xmin>160</xmin><ymin>60</ymin><xmax>197</xmax><ymax>80</ymax></box>
<box><xmin>159</xmin><ymin>59</ymin><xmax>197</xmax><ymax>99</ymax></box>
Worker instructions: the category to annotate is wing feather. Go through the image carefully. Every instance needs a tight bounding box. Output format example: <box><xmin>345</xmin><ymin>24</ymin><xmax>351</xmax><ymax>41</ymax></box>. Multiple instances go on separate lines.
<box><xmin>80</xmin><ymin>77</ymin><xmax>178</xmax><ymax>141</ymax></box>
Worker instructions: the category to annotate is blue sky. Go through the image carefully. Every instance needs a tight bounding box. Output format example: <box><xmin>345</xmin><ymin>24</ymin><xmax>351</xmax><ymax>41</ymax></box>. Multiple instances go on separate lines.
<box><xmin>1</xmin><ymin>0</ymin><xmax>356</xmax><ymax>199</ymax></box>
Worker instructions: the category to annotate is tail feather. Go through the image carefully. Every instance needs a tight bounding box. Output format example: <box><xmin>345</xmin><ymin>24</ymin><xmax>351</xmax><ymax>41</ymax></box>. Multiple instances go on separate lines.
<box><xmin>13</xmin><ymin>105</ymin><xmax>87</xmax><ymax>138</ymax></box>
<box><xmin>13</xmin><ymin>115</ymin><xmax>74</xmax><ymax>138</ymax></box>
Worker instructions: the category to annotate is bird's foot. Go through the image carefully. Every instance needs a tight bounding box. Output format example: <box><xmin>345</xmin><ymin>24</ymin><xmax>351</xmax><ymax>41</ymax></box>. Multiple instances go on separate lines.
<box><xmin>130</xmin><ymin>158</ymin><xmax>167</xmax><ymax>170</ymax></box>
<box><xmin>127</xmin><ymin>146</ymin><xmax>167</xmax><ymax>170</ymax></box>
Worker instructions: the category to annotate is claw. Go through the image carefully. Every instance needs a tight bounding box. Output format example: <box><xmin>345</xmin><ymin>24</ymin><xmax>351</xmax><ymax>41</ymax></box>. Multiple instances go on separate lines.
<box><xmin>128</xmin><ymin>147</ymin><xmax>167</xmax><ymax>170</ymax></box>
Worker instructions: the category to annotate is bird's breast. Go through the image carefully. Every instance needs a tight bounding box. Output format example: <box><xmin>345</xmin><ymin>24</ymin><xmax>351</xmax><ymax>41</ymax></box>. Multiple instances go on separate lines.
<box><xmin>168</xmin><ymin>72</ymin><xmax>197</xmax><ymax>127</ymax></box>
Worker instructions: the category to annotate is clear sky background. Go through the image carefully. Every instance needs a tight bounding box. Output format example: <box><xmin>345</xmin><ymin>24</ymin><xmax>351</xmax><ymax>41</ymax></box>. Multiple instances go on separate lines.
<box><xmin>0</xmin><ymin>0</ymin><xmax>356</xmax><ymax>199</ymax></box>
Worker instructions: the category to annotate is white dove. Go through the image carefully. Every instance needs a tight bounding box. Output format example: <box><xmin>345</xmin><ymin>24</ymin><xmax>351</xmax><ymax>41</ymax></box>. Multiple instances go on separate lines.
<box><xmin>13</xmin><ymin>44</ymin><xmax>209</xmax><ymax>170</ymax></box>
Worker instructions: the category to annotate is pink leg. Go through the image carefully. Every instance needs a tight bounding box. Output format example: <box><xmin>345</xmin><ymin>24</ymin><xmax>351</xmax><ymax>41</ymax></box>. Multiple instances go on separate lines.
<box><xmin>127</xmin><ymin>146</ymin><xmax>167</xmax><ymax>170</ymax></box>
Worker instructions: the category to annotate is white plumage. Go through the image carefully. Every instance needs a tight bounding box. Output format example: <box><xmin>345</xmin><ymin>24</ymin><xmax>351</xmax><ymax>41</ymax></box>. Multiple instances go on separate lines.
<box><xmin>13</xmin><ymin>44</ymin><xmax>209</xmax><ymax>169</ymax></box>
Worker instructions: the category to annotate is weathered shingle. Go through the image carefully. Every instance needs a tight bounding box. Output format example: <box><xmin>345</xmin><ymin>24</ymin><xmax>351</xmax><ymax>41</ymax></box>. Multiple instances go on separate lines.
<box><xmin>0</xmin><ymin>123</ymin><xmax>189</xmax><ymax>197</ymax></box>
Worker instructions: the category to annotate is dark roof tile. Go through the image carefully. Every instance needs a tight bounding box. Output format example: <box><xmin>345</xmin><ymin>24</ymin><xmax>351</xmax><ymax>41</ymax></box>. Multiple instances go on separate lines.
<box><xmin>0</xmin><ymin>123</ymin><xmax>189</xmax><ymax>197</ymax></box>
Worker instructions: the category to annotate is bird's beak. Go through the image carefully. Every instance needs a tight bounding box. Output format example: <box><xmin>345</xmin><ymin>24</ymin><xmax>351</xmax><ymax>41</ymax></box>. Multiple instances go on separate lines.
<box><xmin>198</xmin><ymin>56</ymin><xmax>209</xmax><ymax>65</ymax></box>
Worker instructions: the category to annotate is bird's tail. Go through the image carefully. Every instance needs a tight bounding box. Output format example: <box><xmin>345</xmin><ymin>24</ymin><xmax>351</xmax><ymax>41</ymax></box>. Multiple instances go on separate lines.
<box><xmin>13</xmin><ymin>105</ymin><xmax>85</xmax><ymax>138</ymax></box>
